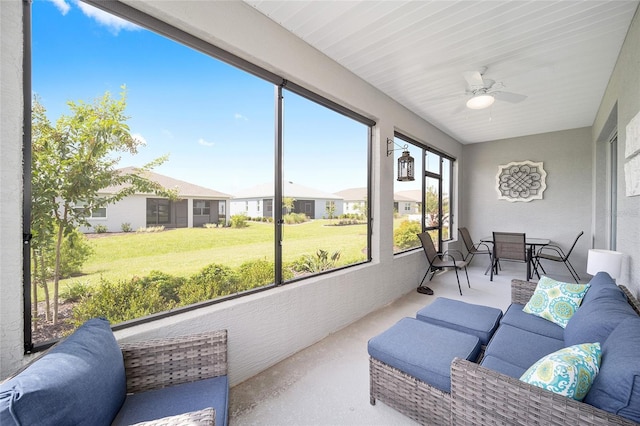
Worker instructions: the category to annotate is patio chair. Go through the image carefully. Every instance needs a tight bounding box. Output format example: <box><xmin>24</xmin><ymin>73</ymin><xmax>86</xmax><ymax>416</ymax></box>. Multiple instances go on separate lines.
<box><xmin>490</xmin><ymin>232</ymin><xmax>529</xmax><ymax>281</ymax></box>
<box><xmin>458</xmin><ymin>227</ymin><xmax>492</xmax><ymax>273</ymax></box>
<box><xmin>533</xmin><ymin>231</ymin><xmax>583</xmax><ymax>283</ymax></box>
<box><xmin>417</xmin><ymin>231</ymin><xmax>470</xmax><ymax>295</ymax></box>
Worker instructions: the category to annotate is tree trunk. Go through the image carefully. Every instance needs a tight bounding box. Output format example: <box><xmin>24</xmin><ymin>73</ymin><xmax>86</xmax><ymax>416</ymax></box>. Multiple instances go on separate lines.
<box><xmin>32</xmin><ymin>248</ymin><xmax>39</xmax><ymax>330</ymax></box>
<box><xmin>52</xmin><ymin>223</ymin><xmax>64</xmax><ymax>325</ymax></box>
<box><xmin>41</xmin><ymin>252</ymin><xmax>51</xmax><ymax>322</ymax></box>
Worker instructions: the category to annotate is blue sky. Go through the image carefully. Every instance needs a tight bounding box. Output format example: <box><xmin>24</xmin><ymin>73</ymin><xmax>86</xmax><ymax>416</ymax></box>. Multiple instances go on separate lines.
<box><xmin>32</xmin><ymin>0</ymin><xmax>378</xmax><ymax>195</ymax></box>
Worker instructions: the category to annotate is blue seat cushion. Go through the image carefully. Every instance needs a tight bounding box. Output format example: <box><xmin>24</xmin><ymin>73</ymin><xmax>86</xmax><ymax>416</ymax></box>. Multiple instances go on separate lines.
<box><xmin>0</xmin><ymin>318</ymin><xmax>126</xmax><ymax>426</ymax></box>
<box><xmin>564</xmin><ymin>287</ymin><xmax>637</xmax><ymax>346</ymax></box>
<box><xmin>500</xmin><ymin>303</ymin><xmax>564</xmax><ymax>340</ymax></box>
<box><xmin>480</xmin><ymin>355</ymin><xmax>527</xmax><ymax>379</ymax></box>
<box><xmin>368</xmin><ymin>317</ymin><xmax>481</xmax><ymax>393</ymax></box>
<box><xmin>112</xmin><ymin>376</ymin><xmax>228</xmax><ymax>426</ymax></box>
<box><xmin>584</xmin><ymin>317</ymin><xmax>640</xmax><ymax>423</ymax></box>
<box><xmin>416</xmin><ymin>297</ymin><xmax>503</xmax><ymax>345</ymax></box>
<box><xmin>484</xmin><ymin>324</ymin><xmax>564</xmax><ymax>371</ymax></box>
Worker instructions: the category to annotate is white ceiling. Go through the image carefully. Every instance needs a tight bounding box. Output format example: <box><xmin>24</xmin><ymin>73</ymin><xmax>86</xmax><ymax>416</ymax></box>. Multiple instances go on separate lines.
<box><xmin>244</xmin><ymin>1</ymin><xmax>638</xmax><ymax>144</ymax></box>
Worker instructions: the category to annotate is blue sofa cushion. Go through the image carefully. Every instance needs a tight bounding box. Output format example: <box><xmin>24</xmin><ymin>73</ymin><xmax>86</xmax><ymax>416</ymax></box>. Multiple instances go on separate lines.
<box><xmin>0</xmin><ymin>318</ymin><xmax>126</xmax><ymax>426</ymax></box>
<box><xmin>368</xmin><ymin>317</ymin><xmax>481</xmax><ymax>393</ymax></box>
<box><xmin>480</xmin><ymin>354</ymin><xmax>527</xmax><ymax>379</ymax></box>
<box><xmin>581</xmin><ymin>272</ymin><xmax>622</xmax><ymax>305</ymax></box>
<box><xmin>112</xmin><ymin>376</ymin><xmax>228</xmax><ymax>426</ymax></box>
<box><xmin>584</xmin><ymin>317</ymin><xmax>640</xmax><ymax>423</ymax></box>
<box><xmin>416</xmin><ymin>297</ymin><xmax>503</xmax><ymax>346</ymax></box>
<box><xmin>564</xmin><ymin>288</ymin><xmax>637</xmax><ymax>346</ymax></box>
<box><xmin>484</xmin><ymin>324</ymin><xmax>564</xmax><ymax>371</ymax></box>
<box><xmin>500</xmin><ymin>303</ymin><xmax>564</xmax><ymax>340</ymax></box>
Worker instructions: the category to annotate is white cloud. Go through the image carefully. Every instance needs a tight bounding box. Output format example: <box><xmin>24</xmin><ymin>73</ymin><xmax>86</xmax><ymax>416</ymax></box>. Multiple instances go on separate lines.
<box><xmin>198</xmin><ymin>138</ymin><xmax>215</xmax><ymax>147</ymax></box>
<box><xmin>48</xmin><ymin>0</ymin><xmax>71</xmax><ymax>15</ymax></box>
<box><xmin>76</xmin><ymin>1</ymin><xmax>140</xmax><ymax>35</ymax></box>
<box><xmin>131</xmin><ymin>133</ymin><xmax>147</xmax><ymax>146</ymax></box>
<box><xmin>234</xmin><ymin>113</ymin><xmax>249</xmax><ymax>121</ymax></box>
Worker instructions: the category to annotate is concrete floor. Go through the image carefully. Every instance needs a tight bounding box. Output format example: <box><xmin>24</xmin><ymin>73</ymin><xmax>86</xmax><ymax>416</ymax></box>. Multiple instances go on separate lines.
<box><xmin>228</xmin><ymin>262</ymin><xmax>575</xmax><ymax>425</ymax></box>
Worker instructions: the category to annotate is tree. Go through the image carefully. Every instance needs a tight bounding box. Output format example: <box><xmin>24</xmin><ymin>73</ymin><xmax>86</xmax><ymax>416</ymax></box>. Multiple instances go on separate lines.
<box><xmin>31</xmin><ymin>88</ymin><xmax>176</xmax><ymax>324</ymax></box>
<box><xmin>283</xmin><ymin>197</ymin><xmax>295</xmax><ymax>215</ymax></box>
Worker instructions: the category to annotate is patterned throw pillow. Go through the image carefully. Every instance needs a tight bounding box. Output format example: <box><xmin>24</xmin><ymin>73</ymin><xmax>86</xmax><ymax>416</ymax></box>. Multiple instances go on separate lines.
<box><xmin>520</xmin><ymin>343</ymin><xmax>601</xmax><ymax>401</ymax></box>
<box><xmin>523</xmin><ymin>276</ymin><xmax>590</xmax><ymax>328</ymax></box>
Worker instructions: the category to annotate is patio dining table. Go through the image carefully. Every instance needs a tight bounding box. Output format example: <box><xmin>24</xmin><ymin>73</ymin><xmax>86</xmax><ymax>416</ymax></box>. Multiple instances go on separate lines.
<box><xmin>480</xmin><ymin>236</ymin><xmax>550</xmax><ymax>280</ymax></box>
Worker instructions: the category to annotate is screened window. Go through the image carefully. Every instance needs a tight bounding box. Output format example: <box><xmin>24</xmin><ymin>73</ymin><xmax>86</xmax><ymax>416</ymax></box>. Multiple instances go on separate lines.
<box><xmin>26</xmin><ymin>0</ymin><xmax>372</xmax><ymax>349</ymax></box>
<box><xmin>392</xmin><ymin>133</ymin><xmax>454</xmax><ymax>254</ymax></box>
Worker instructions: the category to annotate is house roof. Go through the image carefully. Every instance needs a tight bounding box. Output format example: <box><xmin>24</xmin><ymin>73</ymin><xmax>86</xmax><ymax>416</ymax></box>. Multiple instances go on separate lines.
<box><xmin>334</xmin><ymin>187</ymin><xmax>367</xmax><ymax>201</ymax></box>
<box><xmin>395</xmin><ymin>190</ymin><xmax>422</xmax><ymax>203</ymax></box>
<box><xmin>101</xmin><ymin>167</ymin><xmax>232</xmax><ymax>199</ymax></box>
<box><xmin>233</xmin><ymin>181</ymin><xmax>343</xmax><ymax>200</ymax></box>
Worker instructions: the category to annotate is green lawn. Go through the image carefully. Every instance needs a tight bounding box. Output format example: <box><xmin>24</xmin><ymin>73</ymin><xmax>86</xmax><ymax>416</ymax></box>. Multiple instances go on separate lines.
<box><xmin>57</xmin><ymin>219</ymin><xmax>368</xmax><ymax>290</ymax></box>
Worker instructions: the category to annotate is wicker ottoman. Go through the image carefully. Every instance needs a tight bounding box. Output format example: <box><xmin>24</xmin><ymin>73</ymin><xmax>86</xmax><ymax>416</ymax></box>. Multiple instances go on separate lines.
<box><xmin>368</xmin><ymin>317</ymin><xmax>481</xmax><ymax>425</ymax></box>
<box><xmin>416</xmin><ymin>297</ymin><xmax>503</xmax><ymax>346</ymax></box>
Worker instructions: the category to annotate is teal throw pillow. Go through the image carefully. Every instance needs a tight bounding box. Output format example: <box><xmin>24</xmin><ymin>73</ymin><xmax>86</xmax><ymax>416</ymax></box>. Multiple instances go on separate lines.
<box><xmin>520</xmin><ymin>342</ymin><xmax>601</xmax><ymax>401</ymax></box>
<box><xmin>523</xmin><ymin>276</ymin><xmax>589</xmax><ymax>328</ymax></box>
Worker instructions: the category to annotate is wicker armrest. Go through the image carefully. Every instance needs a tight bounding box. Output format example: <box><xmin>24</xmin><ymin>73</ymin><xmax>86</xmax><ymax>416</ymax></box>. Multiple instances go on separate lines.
<box><xmin>120</xmin><ymin>329</ymin><xmax>228</xmax><ymax>394</ymax></box>
<box><xmin>450</xmin><ymin>358</ymin><xmax>637</xmax><ymax>426</ymax></box>
<box><xmin>130</xmin><ymin>407</ymin><xmax>215</xmax><ymax>426</ymax></box>
<box><xmin>511</xmin><ymin>279</ymin><xmax>537</xmax><ymax>305</ymax></box>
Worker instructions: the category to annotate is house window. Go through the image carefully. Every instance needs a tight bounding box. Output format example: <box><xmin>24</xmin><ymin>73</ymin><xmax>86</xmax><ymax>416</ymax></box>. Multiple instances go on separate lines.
<box><xmin>73</xmin><ymin>201</ymin><xmax>107</xmax><ymax>219</ymax></box>
<box><xmin>25</xmin><ymin>1</ymin><xmax>372</xmax><ymax>350</ymax></box>
<box><xmin>194</xmin><ymin>200</ymin><xmax>211</xmax><ymax>216</ymax></box>
<box><xmin>147</xmin><ymin>199</ymin><xmax>171</xmax><ymax>225</ymax></box>
<box><xmin>393</xmin><ymin>133</ymin><xmax>454</xmax><ymax>253</ymax></box>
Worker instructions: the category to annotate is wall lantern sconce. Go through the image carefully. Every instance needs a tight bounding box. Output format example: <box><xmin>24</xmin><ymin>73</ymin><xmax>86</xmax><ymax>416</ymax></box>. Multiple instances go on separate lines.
<box><xmin>387</xmin><ymin>138</ymin><xmax>415</xmax><ymax>181</ymax></box>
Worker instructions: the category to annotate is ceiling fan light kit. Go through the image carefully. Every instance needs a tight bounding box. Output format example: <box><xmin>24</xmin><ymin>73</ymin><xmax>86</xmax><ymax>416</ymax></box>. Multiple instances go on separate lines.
<box><xmin>466</xmin><ymin>93</ymin><xmax>495</xmax><ymax>109</ymax></box>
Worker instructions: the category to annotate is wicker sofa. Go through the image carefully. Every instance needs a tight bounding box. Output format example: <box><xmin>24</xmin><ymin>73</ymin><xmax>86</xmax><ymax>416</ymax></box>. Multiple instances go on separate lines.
<box><xmin>370</xmin><ymin>273</ymin><xmax>640</xmax><ymax>425</ymax></box>
<box><xmin>0</xmin><ymin>318</ymin><xmax>228</xmax><ymax>426</ymax></box>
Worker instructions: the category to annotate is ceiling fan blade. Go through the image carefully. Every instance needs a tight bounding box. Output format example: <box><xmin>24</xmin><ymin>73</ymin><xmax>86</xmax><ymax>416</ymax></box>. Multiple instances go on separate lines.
<box><xmin>462</xmin><ymin>71</ymin><xmax>485</xmax><ymax>89</ymax></box>
<box><xmin>493</xmin><ymin>91</ymin><xmax>527</xmax><ymax>103</ymax></box>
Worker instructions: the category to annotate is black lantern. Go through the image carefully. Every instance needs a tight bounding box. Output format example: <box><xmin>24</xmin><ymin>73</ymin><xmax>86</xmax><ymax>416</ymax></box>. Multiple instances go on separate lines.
<box><xmin>397</xmin><ymin>150</ymin><xmax>415</xmax><ymax>181</ymax></box>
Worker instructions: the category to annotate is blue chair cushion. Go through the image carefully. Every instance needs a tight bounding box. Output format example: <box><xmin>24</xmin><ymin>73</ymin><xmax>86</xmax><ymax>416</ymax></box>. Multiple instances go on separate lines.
<box><xmin>480</xmin><ymin>355</ymin><xmax>527</xmax><ymax>379</ymax></box>
<box><xmin>564</xmin><ymin>288</ymin><xmax>637</xmax><ymax>346</ymax></box>
<box><xmin>416</xmin><ymin>297</ymin><xmax>503</xmax><ymax>345</ymax></box>
<box><xmin>484</xmin><ymin>324</ymin><xmax>564</xmax><ymax>371</ymax></box>
<box><xmin>0</xmin><ymin>318</ymin><xmax>126</xmax><ymax>426</ymax></box>
<box><xmin>584</xmin><ymin>317</ymin><xmax>640</xmax><ymax>423</ymax></box>
<box><xmin>112</xmin><ymin>376</ymin><xmax>228</xmax><ymax>426</ymax></box>
<box><xmin>368</xmin><ymin>317</ymin><xmax>481</xmax><ymax>393</ymax></box>
<box><xmin>500</xmin><ymin>303</ymin><xmax>565</xmax><ymax>340</ymax></box>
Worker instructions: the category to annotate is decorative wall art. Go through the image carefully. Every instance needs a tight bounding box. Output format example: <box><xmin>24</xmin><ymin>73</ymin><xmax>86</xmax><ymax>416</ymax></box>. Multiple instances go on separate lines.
<box><xmin>496</xmin><ymin>161</ymin><xmax>547</xmax><ymax>202</ymax></box>
<box><xmin>625</xmin><ymin>110</ymin><xmax>640</xmax><ymax>197</ymax></box>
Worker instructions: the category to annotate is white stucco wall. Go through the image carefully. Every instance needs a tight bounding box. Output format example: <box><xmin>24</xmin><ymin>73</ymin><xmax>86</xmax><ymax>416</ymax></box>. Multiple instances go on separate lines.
<box><xmin>82</xmin><ymin>195</ymin><xmax>148</xmax><ymax>233</ymax></box>
<box><xmin>0</xmin><ymin>0</ymin><xmax>461</xmax><ymax>380</ymax></box>
<box><xmin>461</xmin><ymin>127</ymin><xmax>594</xmax><ymax>279</ymax></box>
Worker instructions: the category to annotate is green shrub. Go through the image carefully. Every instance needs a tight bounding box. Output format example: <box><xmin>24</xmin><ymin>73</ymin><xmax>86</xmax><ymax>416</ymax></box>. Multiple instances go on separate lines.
<box><xmin>60</xmin><ymin>281</ymin><xmax>91</xmax><ymax>303</ymax></box>
<box><xmin>393</xmin><ymin>220</ymin><xmax>421</xmax><ymax>249</ymax></box>
<box><xmin>121</xmin><ymin>222</ymin><xmax>132</xmax><ymax>232</ymax></box>
<box><xmin>283</xmin><ymin>212</ymin><xmax>308</xmax><ymax>224</ymax></box>
<box><xmin>179</xmin><ymin>263</ymin><xmax>240</xmax><ymax>305</ymax></box>
<box><xmin>93</xmin><ymin>224</ymin><xmax>108</xmax><ymax>233</ymax></box>
<box><xmin>292</xmin><ymin>249</ymin><xmax>341</xmax><ymax>273</ymax></box>
<box><xmin>71</xmin><ymin>276</ymin><xmax>176</xmax><ymax>327</ymax></box>
<box><xmin>58</xmin><ymin>228</ymin><xmax>93</xmax><ymax>278</ymax></box>
<box><xmin>138</xmin><ymin>270</ymin><xmax>185</xmax><ymax>303</ymax></box>
<box><xmin>230</xmin><ymin>214</ymin><xmax>248</xmax><ymax>228</ymax></box>
<box><xmin>136</xmin><ymin>226</ymin><xmax>165</xmax><ymax>233</ymax></box>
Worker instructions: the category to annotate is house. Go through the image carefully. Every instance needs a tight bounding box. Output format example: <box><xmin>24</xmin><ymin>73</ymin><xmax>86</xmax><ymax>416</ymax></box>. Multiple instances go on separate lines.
<box><xmin>2</xmin><ymin>0</ymin><xmax>639</xmax><ymax>400</ymax></box>
<box><xmin>80</xmin><ymin>167</ymin><xmax>232</xmax><ymax>232</ymax></box>
<box><xmin>334</xmin><ymin>187</ymin><xmax>367</xmax><ymax>216</ymax></box>
<box><xmin>394</xmin><ymin>190</ymin><xmax>421</xmax><ymax>217</ymax></box>
<box><xmin>230</xmin><ymin>181</ymin><xmax>343</xmax><ymax>219</ymax></box>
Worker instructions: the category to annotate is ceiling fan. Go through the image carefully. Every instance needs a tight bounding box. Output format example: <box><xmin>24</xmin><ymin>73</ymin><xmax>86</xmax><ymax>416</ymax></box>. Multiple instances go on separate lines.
<box><xmin>462</xmin><ymin>68</ymin><xmax>527</xmax><ymax>110</ymax></box>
